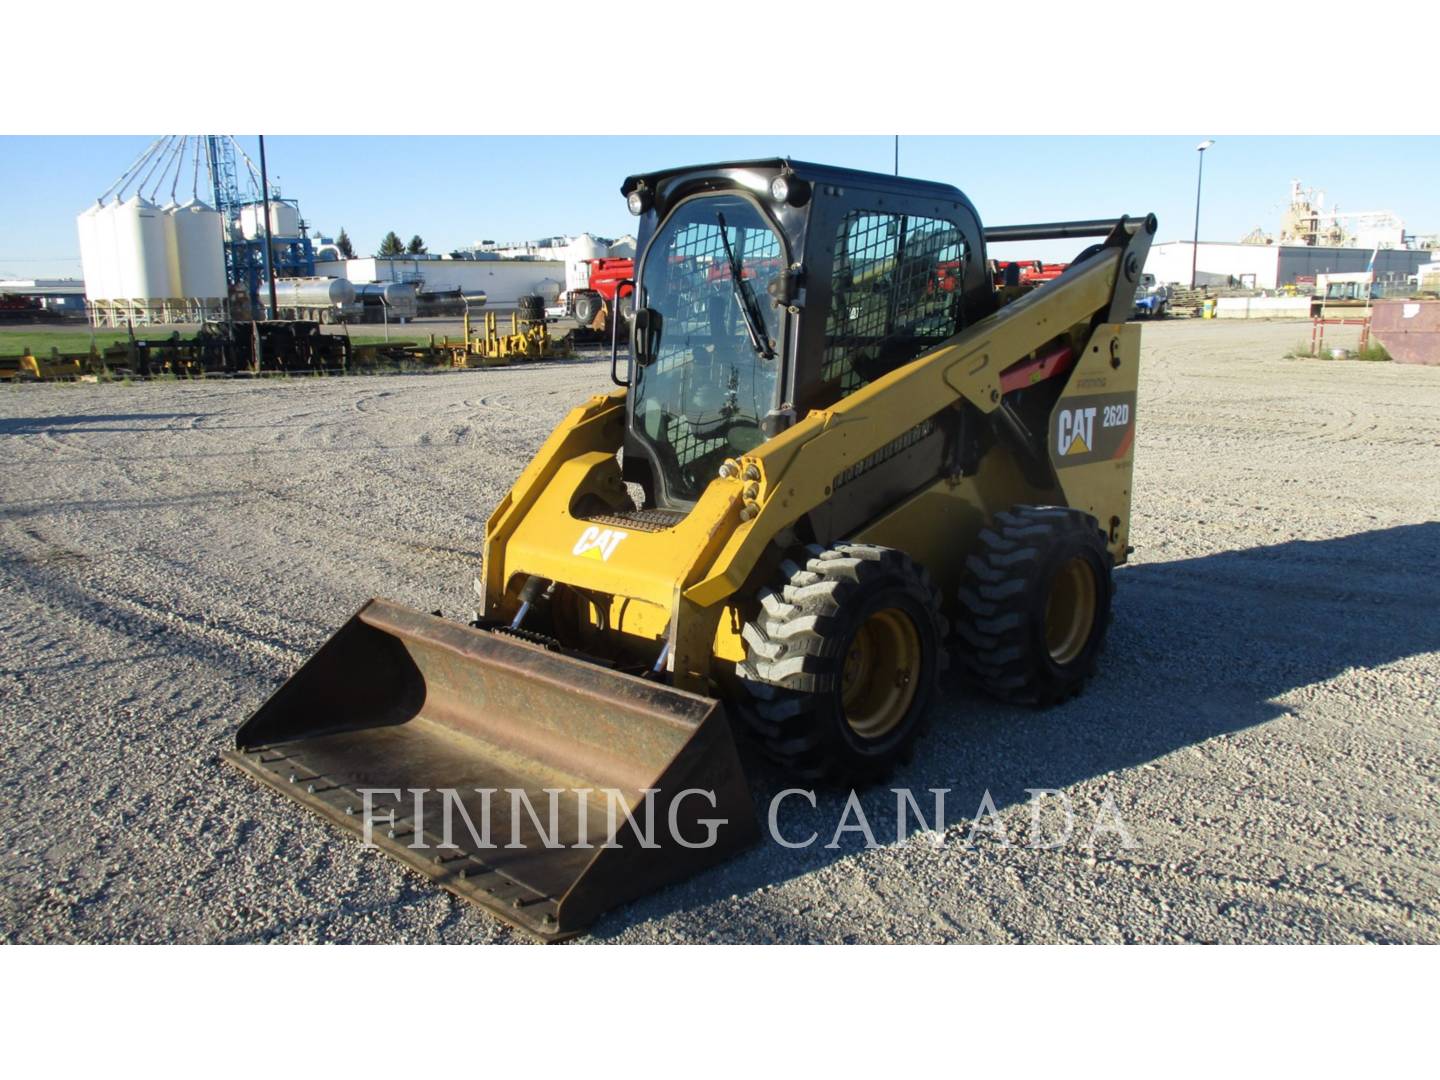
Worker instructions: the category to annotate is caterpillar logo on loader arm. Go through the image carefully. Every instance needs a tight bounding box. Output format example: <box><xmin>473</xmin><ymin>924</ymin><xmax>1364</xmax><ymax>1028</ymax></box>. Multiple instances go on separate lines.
<box><xmin>226</xmin><ymin>159</ymin><xmax>1155</xmax><ymax>940</ymax></box>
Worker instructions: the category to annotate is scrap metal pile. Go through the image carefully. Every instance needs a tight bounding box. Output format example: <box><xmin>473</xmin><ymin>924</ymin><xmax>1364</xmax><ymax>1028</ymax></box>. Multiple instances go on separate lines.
<box><xmin>2</xmin><ymin>299</ymin><xmax>572</xmax><ymax>381</ymax></box>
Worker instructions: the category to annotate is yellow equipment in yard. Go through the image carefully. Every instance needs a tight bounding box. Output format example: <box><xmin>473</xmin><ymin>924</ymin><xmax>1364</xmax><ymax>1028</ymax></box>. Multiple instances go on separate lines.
<box><xmin>227</xmin><ymin>159</ymin><xmax>1155</xmax><ymax>939</ymax></box>
<box><xmin>1</xmin><ymin>346</ymin><xmax>97</xmax><ymax>381</ymax></box>
<box><xmin>443</xmin><ymin>295</ymin><xmax>569</xmax><ymax>367</ymax></box>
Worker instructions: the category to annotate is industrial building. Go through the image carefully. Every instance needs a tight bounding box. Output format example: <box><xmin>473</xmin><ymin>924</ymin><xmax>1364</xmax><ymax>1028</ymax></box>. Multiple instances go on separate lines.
<box><xmin>1151</xmin><ymin>178</ymin><xmax>1438</xmax><ymax>290</ymax></box>
<box><xmin>1147</xmin><ymin>242</ymin><xmax>1434</xmax><ymax>290</ymax></box>
<box><xmin>310</xmin><ymin>256</ymin><xmax>565</xmax><ymax>309</ymax></box>
<box><xmin>463</xmin><ymin>235</ymin><xmax>636</xmax><ymax>260</ymax></box>
<box><xmin>309</xmin><ymin>234</ymin><xmax>633</xmax><ymax>310</ymax></box>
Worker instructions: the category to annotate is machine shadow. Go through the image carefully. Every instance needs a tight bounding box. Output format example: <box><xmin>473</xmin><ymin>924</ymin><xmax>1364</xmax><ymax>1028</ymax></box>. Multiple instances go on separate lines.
<box><xmin>0</xmin><ymin>413</ymin><xmax>206</xmax><ymax>435</ymax></box>
<box><xmin>594</xmin><ymin>521</ymin><xmax>1440</xmax><ymax>938</ymax></box>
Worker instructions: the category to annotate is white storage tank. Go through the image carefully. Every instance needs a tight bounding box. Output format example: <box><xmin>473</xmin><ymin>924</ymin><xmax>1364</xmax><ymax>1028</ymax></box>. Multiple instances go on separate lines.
<box><xmin>161</xmin><ymin>202</ymin><xmax>184</xmax><ymax>300</ymax></box>
<box><xmin>77</xmin><ymin>203</ymin><xmax>106</xmax><ymax>302</ymax></box>
<box><xmin>113</xmin><ymin>195</ymin><xmax>174</xmax><ymax>299</ymax></box>
<box><xmin>97</xmin><ymin>198</ymin><xmax>125</xmax><ymax>300</ymax></box>
<box><xmin>86</xmin><ymin>199</ymin><xmax>123</xmax><ymax>301</ymax></box>
<box><xmin>240</xmin><ymin>201</ymin><xmax>302</xmax><ymax>240</ymax></box>
<box><xmin>174</xmin><ymin>198</ymin><xmax>227</xmax><ymax>300</ymax></box>
<box><xmin>565</xmin><ymin>233</ymin><xmax>607</xmax><ymax>292</ymax></box>
<box><xmin>271</xmin><ymin>201</ymin><xmax>300</xmax><ymax>238</ymax></box>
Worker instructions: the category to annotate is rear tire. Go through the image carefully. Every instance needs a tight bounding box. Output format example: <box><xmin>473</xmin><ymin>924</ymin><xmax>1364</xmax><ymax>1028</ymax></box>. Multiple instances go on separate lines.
<box><xmin>954</xmin><ymin>506</ymin><xmax>1113</xmax><ymax>706</ymax></box>
<box><xmin>734</xmin><ymin>543</ymin><xmax>947</xmax><ymax>785</ymax></box>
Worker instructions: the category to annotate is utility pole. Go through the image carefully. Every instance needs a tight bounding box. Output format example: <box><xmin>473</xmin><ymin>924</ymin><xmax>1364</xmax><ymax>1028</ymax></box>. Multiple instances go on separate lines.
<box><xmin>258</xmin><ymin>135</ymin><xmax>278</xmax><ymax>320</ymax></box>
<box><xmin>1191</xmin><ymin>139</ymin><xmax>1215</xmax><ymax>290</ymax></box>
<box><xmin>894</xmin><ymin>135</ymin><xmax>899</xmax><ymax>176</ymax></box>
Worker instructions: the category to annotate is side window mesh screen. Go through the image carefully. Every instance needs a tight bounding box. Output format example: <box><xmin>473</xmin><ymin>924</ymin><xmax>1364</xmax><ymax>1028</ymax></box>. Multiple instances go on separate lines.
<box><xmin>822</xmin><ymin>211</ymin><xmax>966</xmax><ymax>395</ymax></box>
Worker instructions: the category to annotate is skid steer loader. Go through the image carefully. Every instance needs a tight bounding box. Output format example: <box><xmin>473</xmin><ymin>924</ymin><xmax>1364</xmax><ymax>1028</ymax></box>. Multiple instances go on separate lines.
<box><xmin>227</xmin><ymin>159</ymin><xmax>1155</xmax><ymax>940</ymax></box>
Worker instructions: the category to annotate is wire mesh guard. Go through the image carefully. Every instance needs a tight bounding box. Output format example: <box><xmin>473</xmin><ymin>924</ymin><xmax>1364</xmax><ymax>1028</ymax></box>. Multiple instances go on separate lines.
<box><xmin>822</xmin><ymin>212</ymin><xmax>966</xmax><ymax>394</ymax></box>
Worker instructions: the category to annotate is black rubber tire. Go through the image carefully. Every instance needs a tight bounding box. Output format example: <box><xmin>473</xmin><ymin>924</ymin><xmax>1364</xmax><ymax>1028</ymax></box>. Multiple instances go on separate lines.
<box><xmin>954</xmin><ymin>506</ymin><xmax>1114</xmax><ymax>706</ymax></box>
<box><xmin>572</xmin><ymin>292</ymin><xmax>600</xmax><ymax>325</ymax></box>
<box><xmin>734</xmin><ymin>543</ymin><xmax>948</xmax><ymax>785</ymax></box>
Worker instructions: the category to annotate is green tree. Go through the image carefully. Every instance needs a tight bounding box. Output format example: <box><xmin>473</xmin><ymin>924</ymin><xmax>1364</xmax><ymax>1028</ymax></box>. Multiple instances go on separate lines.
<box><xmin>377</xmin><ymin>231</ymin><xmax>405</xmax><ymax>257</ymax></box>
<box><xmin>336</xmin><ymin>228</ymin><xmax>355</xmax><ymax>259</ymax></box>
<box><xmin>406</xmin><ymin>235</ymin><xmax>428</xmax><ymax>255</ymax></box>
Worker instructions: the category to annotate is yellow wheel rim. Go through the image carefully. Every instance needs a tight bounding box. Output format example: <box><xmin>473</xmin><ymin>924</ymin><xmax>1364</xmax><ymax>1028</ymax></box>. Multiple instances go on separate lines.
<box><xmin>841</xmin><ymin>608</ymin><xmax>921</xmax><ymax>739</ymax></box>
<box><xmin>1045</xmin><ymin>556</ymin><xmax>1098</xmax><ymax>665</ymax></box>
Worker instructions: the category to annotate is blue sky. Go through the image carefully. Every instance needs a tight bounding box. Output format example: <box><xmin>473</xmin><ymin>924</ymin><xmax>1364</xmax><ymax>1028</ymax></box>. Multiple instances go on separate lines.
<box><xmin>2</xmin><ymin>135</ymin><xmax>1436</xmax><ymax>279</ymax></box>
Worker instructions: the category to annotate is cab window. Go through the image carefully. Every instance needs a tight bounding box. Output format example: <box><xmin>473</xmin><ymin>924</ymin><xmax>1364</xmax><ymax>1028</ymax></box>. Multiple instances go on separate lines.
<box><xmin>822</xmin><ymin>211</ymin><xmax>966</xmax><ymax>396</ymax></box>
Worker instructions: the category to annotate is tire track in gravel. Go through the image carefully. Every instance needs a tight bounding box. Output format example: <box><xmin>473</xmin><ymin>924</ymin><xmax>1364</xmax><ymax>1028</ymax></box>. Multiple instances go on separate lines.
<box><xmin>7</xmin><ymin>336</ymin><xmax>1431</xmax><ymax>944</ymax></box>
<box><xmin>235</xmin><ymin>472</ymin><xmax>485</xmax><ymax>568</ymax></box>
<box><xmin>2</xmin><ymin>553</ymin><xmax>311</xmax><ymax>674</ymax></box>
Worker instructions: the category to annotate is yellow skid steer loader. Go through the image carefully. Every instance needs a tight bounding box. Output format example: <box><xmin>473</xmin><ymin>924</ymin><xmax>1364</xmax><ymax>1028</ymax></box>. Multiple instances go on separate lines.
<box><xmin>227</xmin><ymin>159</ymin><xmax>1155</xmax><ymax>940</ymax></box>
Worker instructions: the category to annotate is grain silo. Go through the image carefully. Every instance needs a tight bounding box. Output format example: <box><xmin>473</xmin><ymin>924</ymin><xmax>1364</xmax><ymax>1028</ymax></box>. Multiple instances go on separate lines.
<box><xmin>112</xmin><ymin>195</ymin><xmax>174</xmax><ymax>314</ymax></box>
<box><xmin>564</xmin><ymin>233</ymin><xmax>608</xmax><ymax>293</ymax></box>
<box><xmin>76</xmin><ymin>203</ymin><xmax>106</xmax><ymax>303</ymax></box>
<box><xmin>79</xmin><ymin>136</ymin><xmax>315</xmax><ymax>325</ymax></box>
<box><xmin>161</xmin><ymin>201</ymin><xmax>185</xmax><ymax>305</ymax></box>
<box><xmin>172</xmin><ymin>199</ymin><xmax>227</xmax><ymax>307</ymax></box>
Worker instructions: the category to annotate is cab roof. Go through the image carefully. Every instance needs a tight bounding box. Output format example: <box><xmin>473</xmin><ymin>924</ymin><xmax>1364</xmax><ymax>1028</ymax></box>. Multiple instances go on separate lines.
<box><xmin>621</xmin><ymin>158</ymin><xmax>976</xmax><ymax>214</ymax></box>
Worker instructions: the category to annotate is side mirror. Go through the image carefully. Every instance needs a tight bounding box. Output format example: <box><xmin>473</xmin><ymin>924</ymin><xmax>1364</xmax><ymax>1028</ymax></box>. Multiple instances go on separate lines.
<box><xmin>633</xmin><ymin>307</ymin><xmax>663</xmax><ymax>367</ymax></box>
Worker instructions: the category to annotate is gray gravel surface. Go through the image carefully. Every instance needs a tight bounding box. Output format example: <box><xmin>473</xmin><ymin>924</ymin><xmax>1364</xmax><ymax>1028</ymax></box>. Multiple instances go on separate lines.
<box><xmin>2</xmin><ymin>319</ymin><xmax>1436</xmax><ymax>944</ymax></box>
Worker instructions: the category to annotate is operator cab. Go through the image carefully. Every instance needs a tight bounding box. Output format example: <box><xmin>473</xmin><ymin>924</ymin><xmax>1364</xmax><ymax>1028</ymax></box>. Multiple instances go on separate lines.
<box><xmin>617</xmin><ymin>159</ymin><xmax>993</xmax><ymax>510</ymax></box>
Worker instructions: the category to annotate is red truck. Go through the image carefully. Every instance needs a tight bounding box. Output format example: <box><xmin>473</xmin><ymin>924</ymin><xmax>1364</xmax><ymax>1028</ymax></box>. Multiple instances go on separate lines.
<box><xmin>993</xmin><ymin>259</ymin><xmax>1069</xmax><ymax>286</ymax></box>
<box><xmin>565</xmin><ymin>257</ymin><xmax>635</xmax><ymax>333</ymax></box>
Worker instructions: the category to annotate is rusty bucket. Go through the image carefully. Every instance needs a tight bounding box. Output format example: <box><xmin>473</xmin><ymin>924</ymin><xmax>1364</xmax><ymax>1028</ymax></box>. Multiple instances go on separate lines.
<box><xmin>225</xmin><ymin>600</ymin><xmax>757</xmax><ymax>940</ymax></box>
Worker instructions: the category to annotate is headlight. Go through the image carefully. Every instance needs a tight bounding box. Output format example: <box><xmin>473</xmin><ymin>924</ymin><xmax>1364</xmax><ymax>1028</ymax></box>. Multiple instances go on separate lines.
<box><xmin>626</xmin><ymin>188</ymin><xmax>652</xmax><ymax>216</ymax></box>
<box><xmin>770</xmin><ymin>173</ymin><xmax>809</xmax><ymax>207</ymax></box>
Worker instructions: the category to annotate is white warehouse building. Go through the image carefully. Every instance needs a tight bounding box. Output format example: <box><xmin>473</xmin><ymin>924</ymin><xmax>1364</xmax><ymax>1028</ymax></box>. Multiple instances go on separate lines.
<box><xmin>1147</xmin><ymin>241</ymin><xmax>1434</xmax><ymax>290</ymax></box>
<box><xmin>311</xmin><ymin>256</ymin><xmax>565</xmax><ymax>308</ymax></box>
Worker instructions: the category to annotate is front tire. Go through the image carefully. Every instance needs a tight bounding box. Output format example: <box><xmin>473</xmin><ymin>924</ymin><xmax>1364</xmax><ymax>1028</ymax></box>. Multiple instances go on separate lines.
<box><xmin>572</xmin><ymin>292</ymin><xmax>600</xmax><ymax>326</ymax></box>
<box><xmin>734</xmin><ymin>543</ymin><xmax>947</xmax><ymax>785</ymax></box>
<box><xmin>954</xmin><ymin>506</ymin><xmax>1113</xmax><ymax>706</ymax></box>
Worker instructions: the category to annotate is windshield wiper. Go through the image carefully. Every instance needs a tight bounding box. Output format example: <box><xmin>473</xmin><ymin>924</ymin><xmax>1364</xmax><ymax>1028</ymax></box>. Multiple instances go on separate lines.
<box><xmin>715</xmin><ymin>211</ymin><xmax>774</xmax><ymax>360</ymax></box>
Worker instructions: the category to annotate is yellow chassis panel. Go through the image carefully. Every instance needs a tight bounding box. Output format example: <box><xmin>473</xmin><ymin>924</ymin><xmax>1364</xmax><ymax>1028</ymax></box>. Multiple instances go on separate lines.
<box><xmin>481</xmin><ymin>248</ymin><xmax>1139</xmax><ymax>692</ymax></box>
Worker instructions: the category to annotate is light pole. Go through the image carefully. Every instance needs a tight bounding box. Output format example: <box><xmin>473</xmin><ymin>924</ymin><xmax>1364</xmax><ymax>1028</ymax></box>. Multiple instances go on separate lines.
<box><xmin>258</xmin><ymin>135</ymin><xmax>278</xmax><ymax>319</ymax></box>
<box><xmin>1191</xmin><ymin>139</ymin><xmax>1214</xmax><ymax>290</ymax></box>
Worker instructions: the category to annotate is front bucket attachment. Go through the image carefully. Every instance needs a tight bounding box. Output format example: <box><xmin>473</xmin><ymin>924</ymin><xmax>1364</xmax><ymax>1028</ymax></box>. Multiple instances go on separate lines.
<box><xmin>224</xmin><ymin>599</ymin><xmax>757</xmax><ymax>940</ymax></box>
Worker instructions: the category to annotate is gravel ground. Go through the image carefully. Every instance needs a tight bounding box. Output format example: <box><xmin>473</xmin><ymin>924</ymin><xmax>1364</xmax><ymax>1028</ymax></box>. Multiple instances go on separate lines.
<box><xmin>2</xmin><ymin>319</ymin><xmax>1436</xmax><ymax>944</ymax></box>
